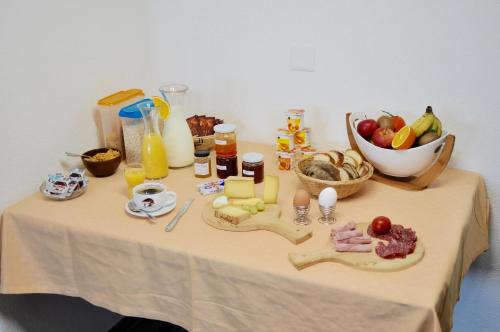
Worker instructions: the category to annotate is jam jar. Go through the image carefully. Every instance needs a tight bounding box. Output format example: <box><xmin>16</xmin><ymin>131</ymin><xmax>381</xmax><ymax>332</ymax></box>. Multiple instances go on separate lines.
<box><xmin>214</xmin><ymin>123</ymin><xmax>237</xmax><ymax>155</ymax></box>
<box><xmin>216</xmin><ymin>154</ymin><xmax>238</xmax><ymax>179</ymax></box>
<box><xmin>194</xmin><ymin>150</ymin><xmax>212</xmax><ymax>178</ymax></box>
<box><xmin>242</xmin><ymin>152</ymin><xmax>264</xmax><ymax>183</ymax></box>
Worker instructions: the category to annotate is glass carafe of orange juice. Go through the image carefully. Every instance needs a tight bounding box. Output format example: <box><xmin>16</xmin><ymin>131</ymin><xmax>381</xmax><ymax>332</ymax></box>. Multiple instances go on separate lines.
<box><xmin>137</xmin><ymin>101</ymin><xmax>169</xmax><ymax>179</ymax></box>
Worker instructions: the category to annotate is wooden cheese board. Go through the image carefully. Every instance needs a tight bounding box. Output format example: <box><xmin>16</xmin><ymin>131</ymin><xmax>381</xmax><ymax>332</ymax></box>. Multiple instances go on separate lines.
<box><xmin>202</xmin><ymin>203</ymin><xmax>312</xmax><ymax>244</ymax></box>
<box><xmin>288</xmin><ymin>223</ymin><xmax>424</xmax><ymax>271</ymax></box>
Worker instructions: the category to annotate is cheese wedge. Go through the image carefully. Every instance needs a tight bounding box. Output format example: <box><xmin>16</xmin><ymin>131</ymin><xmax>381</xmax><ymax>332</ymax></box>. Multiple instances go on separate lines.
<box><xmin>214</xmin><ymin>206</ymin><xmax>251</xmax><ymax>224</ymax></box>
<box><xmin>263</xmin><ymin>175</ymin><xmax>279</xmax><ymax>203</ymax></box>
<box><xmin>224</xmin><ymin>176</ymin><xmax>255</xmax><ymax>199</ymax></box>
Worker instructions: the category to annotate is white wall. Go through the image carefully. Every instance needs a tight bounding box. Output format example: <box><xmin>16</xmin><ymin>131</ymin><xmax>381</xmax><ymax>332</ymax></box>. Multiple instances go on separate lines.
<box><xmin>149</xmin><ymin>0</ymin><xmax>500</xmax><ymax>330</ymax></box>
<box><xmin>1</xmin><ymin>0</ymin><xmax>499</xmax><ymax>331</ymax></box>
<box><xmin>0</xmin><ymin>0</ymin><xmax>151</xmax><ymax>330</ymax></box>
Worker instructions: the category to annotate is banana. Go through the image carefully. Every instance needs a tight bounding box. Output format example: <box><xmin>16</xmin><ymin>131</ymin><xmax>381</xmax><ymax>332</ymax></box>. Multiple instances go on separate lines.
<box><xmin>430</xmin><ymin>117</ymin><xmax>442</xmax><ymax>137</ymax></box>
<box><xmin>411</xmin><ymin>106</ymin><xmax>435</xmax><ymax>137</ymax></box>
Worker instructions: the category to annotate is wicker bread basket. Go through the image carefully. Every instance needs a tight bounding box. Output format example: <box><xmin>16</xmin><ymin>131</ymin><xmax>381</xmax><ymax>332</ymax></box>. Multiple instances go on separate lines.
<box><xmin>294</xmin><ymin>157</ymin><xmax>374</xmax><ymax>199</ymax></box>
<box><xmin>193</xmin><ymin>134</ymin><xmax>215</xmax><ymax>151</ymax></box>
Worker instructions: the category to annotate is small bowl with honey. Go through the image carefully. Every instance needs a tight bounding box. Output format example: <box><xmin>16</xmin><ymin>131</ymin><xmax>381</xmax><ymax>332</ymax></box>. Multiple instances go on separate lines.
<box><xmin>81</xmin><ymin>148</ymin><xmax>121</xmax><ymax>177</ymax></box>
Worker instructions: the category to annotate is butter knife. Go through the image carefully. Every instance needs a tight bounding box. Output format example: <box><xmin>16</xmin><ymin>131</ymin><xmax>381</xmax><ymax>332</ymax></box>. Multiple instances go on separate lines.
<box><xmin>165</xmin><ymin>198</ymin><xmax>194</xmax><ymax>232</ymax></box>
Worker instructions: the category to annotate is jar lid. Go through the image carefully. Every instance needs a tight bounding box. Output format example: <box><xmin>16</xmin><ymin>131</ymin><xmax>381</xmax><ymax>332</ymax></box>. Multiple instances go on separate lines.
<box><xmin>214</xmin><ymin>123</ymin><xmax>236</xmax><ymax>134</ymax></box>
<box><xmin>119</xmin><ymin>98</ymin><xmax>153</xmax><ymax>119</ymax></box>
<box><xmin>194</xmin><ymin>150</ymin><xmax>210</xmax><ymax>157</ymax></box>
<box><xmin>243</xmin><ymin>152</ymin><xmax>264</xmax><ymax>163</ymax></box>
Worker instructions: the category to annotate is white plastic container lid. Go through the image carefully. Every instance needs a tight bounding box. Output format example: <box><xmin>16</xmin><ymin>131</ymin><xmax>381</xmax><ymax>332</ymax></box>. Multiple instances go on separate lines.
<box><xmin>214</xmin><ymin>123</ymin><xmax>236</xmax><ymax>134</ymax></box>
<box><xmin>243</xmin><ymin>152</ymin><xmax>264</xmax><ymax>163</ymax></box>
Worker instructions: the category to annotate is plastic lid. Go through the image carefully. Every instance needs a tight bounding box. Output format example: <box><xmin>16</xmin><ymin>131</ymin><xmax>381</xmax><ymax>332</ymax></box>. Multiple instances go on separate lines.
<box><xmin>194</xmin><ymin>150</ymin><xmax>210</xmax><ymax>158</ymax></box>
<box><xmin>119</xmin><ymin>98</ymin><xmax>153</xmax><ymax>119</ymax></box>
<box><xmin>243</xmin><ymin>152</ymin><xmax>264</xmax><ymax>163</ymax></box>
<box><xmin>214</xmin><ymin>123</ymin><xmax>236</xmax><ymax>134</ymax></box>
<box><xmin>98</xmin><ymin>89</ymin><xmax>144</xmax><ymax>106</ymax></box>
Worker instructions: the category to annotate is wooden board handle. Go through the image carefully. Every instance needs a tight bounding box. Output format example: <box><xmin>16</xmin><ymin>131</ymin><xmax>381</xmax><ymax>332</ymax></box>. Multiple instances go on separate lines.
<box><xmin>288</xmin><ymin>249</ymin><xmax>336</xmax><ymax>270</ymax></box>
<box><xmin>259</xmin><ymin>220</ymin><xmax>312</xmax><ymax>244</ymax></box>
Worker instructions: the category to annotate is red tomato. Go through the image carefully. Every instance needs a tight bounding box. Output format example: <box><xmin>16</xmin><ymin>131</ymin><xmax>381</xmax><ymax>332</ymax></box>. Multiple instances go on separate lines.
<box><xmin>371</xmin><ymin>216</ymin><xmax>392</xmax><ymax>235</ymax></box>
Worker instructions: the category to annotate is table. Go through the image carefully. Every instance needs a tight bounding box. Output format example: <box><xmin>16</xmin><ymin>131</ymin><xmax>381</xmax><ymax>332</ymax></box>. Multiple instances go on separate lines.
<box><xmin>0</xmin><ymin>142</ymin><xmax>489</xmax><ymax>332</ymax></box>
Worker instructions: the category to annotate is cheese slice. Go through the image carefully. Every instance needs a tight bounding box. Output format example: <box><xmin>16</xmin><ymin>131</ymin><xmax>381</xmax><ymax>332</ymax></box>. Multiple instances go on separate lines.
<box><xmin>263</xmin><ymin>175</ymin><xmax>279</xmax><ymax>203</ymax></box>
<box><xmin>224</xmin><ymin>176</ymin><xmax>255</xmax><ymax>199</ymax></box>
<box><xmin>230</xmin><ymin>197</ymin><xmax>264</xmax><ymax>206</ymax></box>
<box><xmin>214</xmin><ymin>206</ymin><xmax>251</xmax><ymax>225</ymax></box>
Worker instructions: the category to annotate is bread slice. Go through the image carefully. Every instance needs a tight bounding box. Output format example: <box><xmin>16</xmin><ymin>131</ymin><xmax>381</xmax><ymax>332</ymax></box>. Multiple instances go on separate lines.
<box><xmin>332</xmin><ymin>165</ymin><xmax>350</xmax><ymax>181</ymax></box>
<box><xmin>312</xmin><ymin>153</ymin><xmax>332</xmax><ymax>163</ymax></box>
<box><xmin>344</xmin><ymin>149</ymin><xmax>363</xmax><ymax>168</ymax></box>
<box><xmin>343</xmin><ymin>155</ymin><xmax>359</xmax><ymax>170</ymax></box>
<box><xmin>214</xmin><ymin>206</ymin><xmax>251</xmax><ymax>225</ymax></box>
<box><xmin>327</xmin><ymin>151</ymin><xmax>344</xmax><ymax>166</ymax></box>
<box><xmin>358</xmin><ymin>165</ymin><xmax>369</xmax><ymax>178</ymax></box>
<box><xmin>342</xmin><ymin>163</ymin><xmax>359</xmax><ymax>179</ymax></box>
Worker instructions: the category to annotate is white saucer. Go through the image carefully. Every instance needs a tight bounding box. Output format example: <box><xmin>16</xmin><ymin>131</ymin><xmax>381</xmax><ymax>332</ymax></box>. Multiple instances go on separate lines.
<box><xmin>125</xmin><ymin>200</ymin><xmax>176</xmax><ymax>218</ymax></box>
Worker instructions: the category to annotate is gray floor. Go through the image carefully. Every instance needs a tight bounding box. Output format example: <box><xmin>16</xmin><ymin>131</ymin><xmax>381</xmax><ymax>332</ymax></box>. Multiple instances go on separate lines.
<box><xmin>0</xmin><ymin>294</ymin><xmax>121</xmax><ymax>332</ymax></box>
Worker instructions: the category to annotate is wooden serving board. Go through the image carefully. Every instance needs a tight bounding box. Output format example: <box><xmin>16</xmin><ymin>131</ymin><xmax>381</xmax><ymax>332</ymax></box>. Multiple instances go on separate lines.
<box><xmin>202</xmin><ymin>203</ymin><xmax>312</xmax><ymax>245</ymax></box>
<box><xmin>288</xmin><ymin>223</ymin><xmax>424</xmax><ymax>271</ymax></box>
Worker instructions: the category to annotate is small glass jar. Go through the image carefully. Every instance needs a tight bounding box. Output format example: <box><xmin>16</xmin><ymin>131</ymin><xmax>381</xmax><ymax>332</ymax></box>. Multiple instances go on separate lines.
<box><xmin>194</xmin><ymin>150</ymin><xmax>211</xmax><ymax>178</ymax></box>
<box><xmin>214</xmin><ymin>123</ymin><xmax>237</xmax><ymax>155</ymax></box>
<box><xmin>216</xmin><ymin>154</ymin><xmax>238</xmax><ymax>179</ymax></box>
<box><xmin>242</xmin><ymin>152</ymin><xmax>264</xmax><ymax>183</ymax></box>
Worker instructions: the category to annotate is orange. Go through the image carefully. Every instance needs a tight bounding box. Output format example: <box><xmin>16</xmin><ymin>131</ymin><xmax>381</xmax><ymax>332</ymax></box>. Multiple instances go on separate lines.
<box><xmin>391</xmin><ymin>125</ymin><xmax>416</xmax><ymax>150</ymax></box>
<box><xmin>152</xmin><ymin>96</ymin><xmax>170</xmax><ymax>120</ymax></box>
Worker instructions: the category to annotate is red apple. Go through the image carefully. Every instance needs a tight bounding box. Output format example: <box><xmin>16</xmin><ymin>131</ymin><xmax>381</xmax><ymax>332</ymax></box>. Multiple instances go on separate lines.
<box><xmin>357</xmin><ymin>119</ymin><xmax>378</xmax><ymax>140</ymax></box>
<box><xmin>372</xmin><ymin>127</ymin><xmax>395</xmax><ymax>148</ymax></box>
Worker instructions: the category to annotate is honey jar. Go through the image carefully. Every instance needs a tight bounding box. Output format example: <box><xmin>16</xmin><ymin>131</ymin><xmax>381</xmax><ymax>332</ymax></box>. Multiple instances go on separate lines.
<box><xmin>242</xmin><ymin>152</ymin><xmax>264</xmax><ymax>183</ymax></box>
<box><xmin>214</xmin><ymin>124</ymin><xmax>237</xmax><ymax>155</ymax></box>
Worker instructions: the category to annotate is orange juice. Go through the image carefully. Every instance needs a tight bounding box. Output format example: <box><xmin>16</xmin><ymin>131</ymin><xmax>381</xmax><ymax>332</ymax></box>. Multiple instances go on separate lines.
<box><xmin>124</xmin><ymin>165</ymin><xmax>146</xmax><ymax>197</ymax></box>
<box><xmin>142</xmin><ymin>134</ymin><xmax>169</xmax><ymax>179</ymax></box>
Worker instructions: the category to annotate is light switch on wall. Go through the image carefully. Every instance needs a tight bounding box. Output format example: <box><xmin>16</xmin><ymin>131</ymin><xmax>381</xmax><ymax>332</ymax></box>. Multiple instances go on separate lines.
<box><xmin>290</xmin><ymin>44</ymin><xmax>315</xmax><ymax>72</ymax></box>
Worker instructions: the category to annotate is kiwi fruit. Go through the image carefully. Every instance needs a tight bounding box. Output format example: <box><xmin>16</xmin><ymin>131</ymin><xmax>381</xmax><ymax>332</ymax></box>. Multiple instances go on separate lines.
<box><xmin>418</xmin><ymin>132</ymin><xmax>440</xmax><ymax>146</ymax></box>
<box><xmin>377</xmin><ymin>115</ymin><xmax>393</xmax><ymax>129</ymax></box>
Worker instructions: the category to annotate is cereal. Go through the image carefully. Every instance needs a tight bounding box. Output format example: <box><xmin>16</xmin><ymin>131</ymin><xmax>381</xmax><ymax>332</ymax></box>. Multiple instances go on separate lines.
<box><xmin>122</xmin><ymin>122</ymin><xmax>144</xmax><ymax>164</ymax></box>
<box><xmin>85</xmin><ymin>149</ymin><xmax>120</xmax><ymax>162</ymax></box>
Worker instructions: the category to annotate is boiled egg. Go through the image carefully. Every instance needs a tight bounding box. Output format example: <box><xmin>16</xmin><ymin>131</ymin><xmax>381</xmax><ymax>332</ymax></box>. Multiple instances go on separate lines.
<box><xmin>318</xmin><ymin>187</ymin><xmax>337</xmax><ymax>208</ymax></box>
<box><xmin>293</xmin><ymin>189</ymin><xmax>311</xmax><ymax>207</ymax></box>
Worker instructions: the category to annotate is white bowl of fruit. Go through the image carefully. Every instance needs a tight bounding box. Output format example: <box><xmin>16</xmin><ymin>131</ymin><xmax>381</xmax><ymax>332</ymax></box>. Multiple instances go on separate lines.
<box><xmin>349</xmin><ymin>107</ymin><xmax>449</xmax><ymax>177</ymax></box>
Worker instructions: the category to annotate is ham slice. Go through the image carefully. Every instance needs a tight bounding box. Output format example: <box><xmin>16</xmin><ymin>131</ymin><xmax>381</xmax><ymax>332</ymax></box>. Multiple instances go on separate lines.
<box><xmin>337</xmin><ymin>236</ymin><xmax>372</xmax><ymax>244</ymax></box>
<box><xmin>330</xmin><ymin>222</ymin><xmax>372</xmax><ymax>253</ymax></box>
<box><xmin>335</xmin><ymin>243</ymin><xmax>372</xmax><ymax>252</ymax></box>
<box><xmin>334</xmin><ymin>230</ymin><xmax>363</xmax><ymax>241</ymax></box>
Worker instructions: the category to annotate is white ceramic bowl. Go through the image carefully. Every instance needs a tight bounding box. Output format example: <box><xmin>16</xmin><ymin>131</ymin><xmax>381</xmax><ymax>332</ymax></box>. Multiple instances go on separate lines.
<box><xmin>349</xmin><ymin>112</ymin><xmax>449</xmax><ymax>177</ymax></box>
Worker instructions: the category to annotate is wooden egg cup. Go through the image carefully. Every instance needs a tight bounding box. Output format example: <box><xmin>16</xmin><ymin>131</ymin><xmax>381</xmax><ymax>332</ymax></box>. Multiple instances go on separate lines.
<box><xmin>345</xmin><ymin>113</ymin><xmax>455</xmax><ymax>190</ymax></box>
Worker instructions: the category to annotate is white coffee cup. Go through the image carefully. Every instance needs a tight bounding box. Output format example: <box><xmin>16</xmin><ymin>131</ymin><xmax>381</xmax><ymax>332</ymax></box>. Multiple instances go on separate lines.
<box><xmin>132</xmin><ymin>183</ymin><xmax>176</xmax><ymax>212</ymax></box>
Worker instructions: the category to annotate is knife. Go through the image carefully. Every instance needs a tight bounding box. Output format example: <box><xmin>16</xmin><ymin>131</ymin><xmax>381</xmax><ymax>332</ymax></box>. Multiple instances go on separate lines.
<box><xmin>165</xmin><ymin>198</ymin><xmax>194</xmax><ymax>232</ymax></box>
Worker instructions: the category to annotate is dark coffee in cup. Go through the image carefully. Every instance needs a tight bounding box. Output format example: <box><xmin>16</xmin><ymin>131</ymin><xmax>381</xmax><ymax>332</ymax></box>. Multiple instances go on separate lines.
<box><xmin>137</xmin><ymin>187</ymin><xmax>163</xmax><ymax>195</ymax></box>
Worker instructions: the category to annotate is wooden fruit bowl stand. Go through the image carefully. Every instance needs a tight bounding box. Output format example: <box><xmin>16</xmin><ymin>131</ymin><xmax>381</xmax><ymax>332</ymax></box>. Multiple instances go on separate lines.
<box><xmin>345</xmin><ymin>113</ymin><xmax>456</xmax><ymax>190</ymax></box>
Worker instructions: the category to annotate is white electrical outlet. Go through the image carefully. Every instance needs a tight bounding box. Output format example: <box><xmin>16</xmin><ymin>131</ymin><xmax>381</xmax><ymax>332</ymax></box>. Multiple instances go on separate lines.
<box><xmin>290</xmin><ymin>44</ymin><xmax>315</xmax><ymax>72</ymax></box>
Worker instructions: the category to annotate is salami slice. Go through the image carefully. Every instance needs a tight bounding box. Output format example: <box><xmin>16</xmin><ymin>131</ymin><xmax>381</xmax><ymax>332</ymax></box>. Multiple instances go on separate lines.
<box><xmin>368</xmin><ymin>224</ymin><xmax>417</xmax><ymax>259</ymax></box>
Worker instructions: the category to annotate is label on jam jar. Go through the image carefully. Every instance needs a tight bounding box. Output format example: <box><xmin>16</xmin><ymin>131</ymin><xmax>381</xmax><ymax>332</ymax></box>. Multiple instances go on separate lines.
<box><xmin>215</xmin><ymin>139</ymin><xmax>227</xmax><ymax>145</ymax></box>
<box><xmin>194</xmin><ymin>162</ymin><xmax>210</xmax><ymax>175</ymax></box>
<box><xmin>216</xmin><ymin>165</ymin><xmax>227</xmax><ymax>171</ymax></box>
<box><xmin>242</xmin><ymin>169</ymin><xmax>254</xmax><ymax>176</ymax></box>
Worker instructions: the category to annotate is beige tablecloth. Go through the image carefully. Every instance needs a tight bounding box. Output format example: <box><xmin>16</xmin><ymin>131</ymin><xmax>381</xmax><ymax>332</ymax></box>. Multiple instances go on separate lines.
<box><xmin>0</xmin><ymin>142</ymin><xmax>489</xmax><ymax>332</ymax></box>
